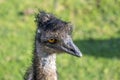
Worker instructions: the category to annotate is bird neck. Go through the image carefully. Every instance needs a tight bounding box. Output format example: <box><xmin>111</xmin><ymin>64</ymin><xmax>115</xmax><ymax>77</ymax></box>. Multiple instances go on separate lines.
<box><xmin>33</xmin><ymin>41</ymin><xmax>57</xmax><ymax>80</ymax></box>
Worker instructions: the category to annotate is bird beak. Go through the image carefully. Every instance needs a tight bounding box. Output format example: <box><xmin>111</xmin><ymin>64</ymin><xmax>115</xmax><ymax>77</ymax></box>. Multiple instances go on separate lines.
<box><xmin>61</xmin><ymin>38</ymin><xmax>82</xmax><ymax>57</ymax></box>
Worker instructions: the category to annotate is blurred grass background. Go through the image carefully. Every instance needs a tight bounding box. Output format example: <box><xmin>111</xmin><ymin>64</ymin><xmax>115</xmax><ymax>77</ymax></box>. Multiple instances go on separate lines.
<box><xmin>0</xmin><ymin>0</ymin><xmax>120</xmax><ymax>80</ymax></box>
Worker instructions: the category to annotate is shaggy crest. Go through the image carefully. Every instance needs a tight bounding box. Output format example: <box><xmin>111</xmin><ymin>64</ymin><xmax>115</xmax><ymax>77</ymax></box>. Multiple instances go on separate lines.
<box><xmin>35</xmin><ymin>11</ymin><xmax>73</xmax><ymax>32</ymax></box>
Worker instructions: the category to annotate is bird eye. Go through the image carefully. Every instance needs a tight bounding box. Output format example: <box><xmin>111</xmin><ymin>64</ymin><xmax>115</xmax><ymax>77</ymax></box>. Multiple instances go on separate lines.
<box><xmin>48</xmin><ymin>39</ymin><xmax>57</xmax><ymax>44</ymax></box>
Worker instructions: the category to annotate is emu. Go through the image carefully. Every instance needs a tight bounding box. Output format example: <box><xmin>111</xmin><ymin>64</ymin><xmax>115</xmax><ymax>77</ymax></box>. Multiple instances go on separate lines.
<box><xmin>24</xmin><ymin>11</ymin><xmax>82</xmax><ymax>80</ymax></box>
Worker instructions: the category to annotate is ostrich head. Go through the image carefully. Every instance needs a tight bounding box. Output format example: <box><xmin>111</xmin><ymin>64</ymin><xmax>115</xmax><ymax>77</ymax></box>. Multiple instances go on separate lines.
<box><xmin>35</xmin><ymin>11</ymin><xmax>82</xmax><ymax>57</ymax></box>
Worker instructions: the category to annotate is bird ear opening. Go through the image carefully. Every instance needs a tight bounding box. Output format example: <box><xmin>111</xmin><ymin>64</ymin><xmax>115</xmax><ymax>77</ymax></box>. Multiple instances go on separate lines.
<box><xmin>66</xmin><ymin>22</ymin><xmax>73</xmax><ymax>35</ymax></box>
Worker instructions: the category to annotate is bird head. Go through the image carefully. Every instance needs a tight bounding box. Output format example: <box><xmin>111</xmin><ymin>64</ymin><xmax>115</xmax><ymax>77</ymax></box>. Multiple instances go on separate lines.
<box><xmin>35</xmin><ymin>11</ymin><xmax>82</xmax><ymax>57</ymax></box>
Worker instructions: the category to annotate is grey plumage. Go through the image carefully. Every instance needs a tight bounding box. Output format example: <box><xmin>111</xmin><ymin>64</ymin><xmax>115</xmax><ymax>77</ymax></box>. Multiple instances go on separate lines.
<box><xmin>24</xmin><ymin>11</ymin><xmax>82</xmax><ymax>80</ymax></box>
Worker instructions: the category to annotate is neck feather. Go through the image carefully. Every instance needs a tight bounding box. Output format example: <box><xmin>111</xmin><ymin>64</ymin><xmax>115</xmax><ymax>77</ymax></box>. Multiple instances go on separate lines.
<box><xmin>33</xmin><ymin>41</ymin><xmax>57</xmax><ymax>80</ymax></box>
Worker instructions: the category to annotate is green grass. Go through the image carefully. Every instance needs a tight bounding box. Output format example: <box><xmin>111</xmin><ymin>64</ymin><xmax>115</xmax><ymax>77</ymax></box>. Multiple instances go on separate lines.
<box><xmin>0</xmin><ymin>0</ymin><xmax>120</xmax><ymax>80</ymax></box>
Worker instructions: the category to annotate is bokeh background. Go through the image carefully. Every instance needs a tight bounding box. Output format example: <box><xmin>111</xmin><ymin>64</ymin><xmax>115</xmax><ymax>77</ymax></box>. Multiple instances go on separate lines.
<box><xmin>0</xmin><ymin>0</ymin><xmax>120</xmax><ymax>80</ymax></box>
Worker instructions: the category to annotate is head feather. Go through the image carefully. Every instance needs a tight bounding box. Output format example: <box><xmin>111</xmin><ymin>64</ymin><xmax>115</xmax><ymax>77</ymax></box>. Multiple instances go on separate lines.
<box><xmin>35</xmin><ymin>11</ymin><xmax>72</xmax><ymax>33</ymax></box>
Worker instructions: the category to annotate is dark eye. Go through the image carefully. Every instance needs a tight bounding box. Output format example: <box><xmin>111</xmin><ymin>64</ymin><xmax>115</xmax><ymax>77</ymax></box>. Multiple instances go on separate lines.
<box><xmin>47</xmin><ymin>38</ymin><xmax>57</xmax><ymax>44</ymax></box>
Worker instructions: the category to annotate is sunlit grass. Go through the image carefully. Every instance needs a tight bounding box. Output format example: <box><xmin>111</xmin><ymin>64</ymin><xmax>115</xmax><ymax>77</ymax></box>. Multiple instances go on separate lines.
<box><xmin>0</xmin><ymin>0</ymin><xmax>120</xmax><ymax>80</ymax></box>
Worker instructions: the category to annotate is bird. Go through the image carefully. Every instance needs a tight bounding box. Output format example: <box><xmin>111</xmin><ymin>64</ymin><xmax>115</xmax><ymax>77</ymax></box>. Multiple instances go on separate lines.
<box><xmin>24</xmin><ymin>11</ymin><xmax>82</xmax><ymax>80</ymax></box>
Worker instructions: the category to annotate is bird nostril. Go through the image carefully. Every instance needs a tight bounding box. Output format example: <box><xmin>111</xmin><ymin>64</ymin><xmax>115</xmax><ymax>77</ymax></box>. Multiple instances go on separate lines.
<box><xmin>69</xmin><ymin>48</ymin><xmax>75</xmax><ymax>53</ymax></box>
